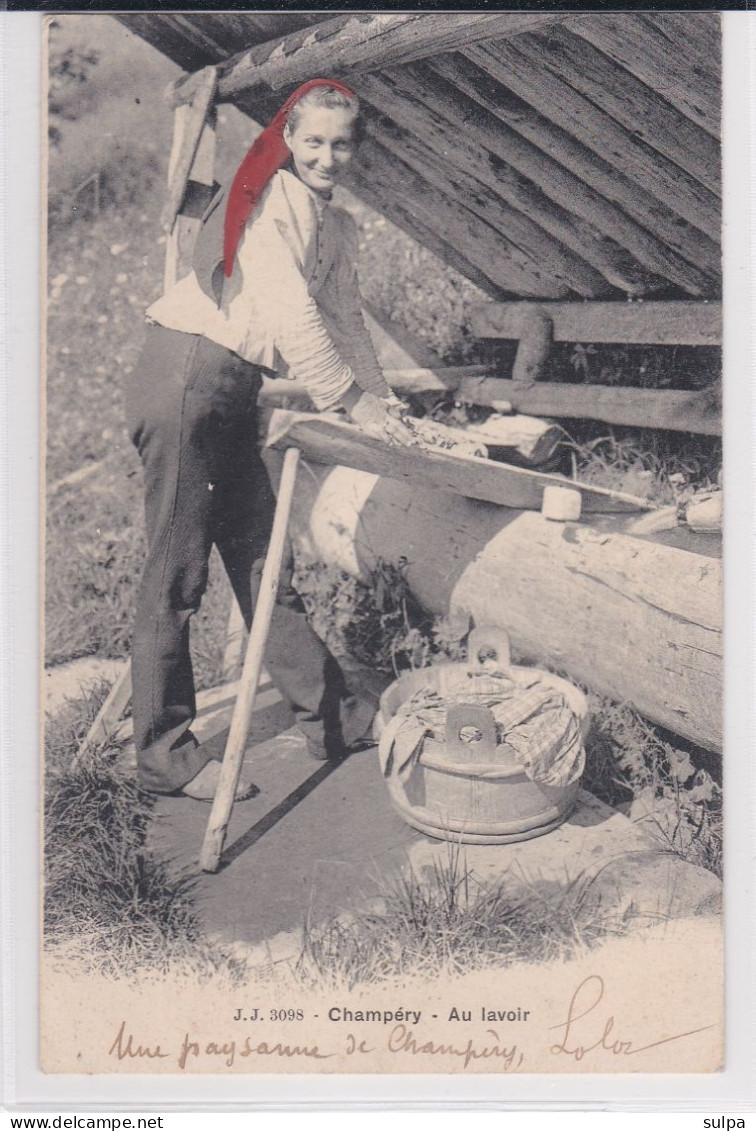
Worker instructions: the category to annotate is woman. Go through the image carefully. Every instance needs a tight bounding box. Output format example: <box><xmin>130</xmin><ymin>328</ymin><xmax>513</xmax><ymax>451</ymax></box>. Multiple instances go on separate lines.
<box><xmin>127</xmin><ymin>79</ymin><xmax>415</xmax><ymax>800</ymax></box>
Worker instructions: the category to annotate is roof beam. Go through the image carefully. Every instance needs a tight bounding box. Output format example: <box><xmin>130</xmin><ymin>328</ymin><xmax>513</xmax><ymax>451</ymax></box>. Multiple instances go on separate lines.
<box><xmin>348</xmin><ymin>137</ymin><xmax>571</xmax><ymax>300</ymax></box>
<box><xmin>360</xmin><ymin>69</ymin><xmax>680</xmax><ymax>298</ymax></box>
<box><xmin>169</xmin><ymin>12</ymin><xmax>572</xmax><ymax>106</ymax></box>
<box><xmin>573</xmin><ymin>13</ymin><xmax>721</xmax><ymax>139</ymax></box>
<box><xmin>468</xmin><ymin>39</ymin><xmax>720</xmax><ymax>241</ymax></box>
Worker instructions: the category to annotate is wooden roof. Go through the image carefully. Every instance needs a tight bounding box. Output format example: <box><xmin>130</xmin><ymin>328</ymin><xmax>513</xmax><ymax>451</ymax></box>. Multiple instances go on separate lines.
<box><xmin>117</xmin><ymin>12</ymin><xmax>721</xmax><ymax>301</ymax></box>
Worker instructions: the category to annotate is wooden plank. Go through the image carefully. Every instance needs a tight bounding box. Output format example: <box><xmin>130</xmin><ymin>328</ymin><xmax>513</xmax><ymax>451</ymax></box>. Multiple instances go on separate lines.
<box><xmin>348</xmin><ymin>142</ymin><xmax>572</xmax><ymax>299</ymax></box>
<box><xmin>457</xmin><ymin>377</ymin><xmax>721</xmax><ymax>437</ymax></box>
<box><xmin>532</xmin><ymin>25</ymin><xmax>720</xmax><ymax>195</ymax></box>
<box><xmin>161</xmin><ymin>67</ymin><xmax>217</xmax><ymax>230</ymax></box>
<box><xmin>359</xmin><ymin>73</ymin><xmax>666</xmax><ymax>297</ymax></box>
<box><xmin>426</xmin><ymin>55</ymin><xmax>719</xmax><ymax>291</ymax></box>
<box><xmin>264</xmin><ymin>409</ymin><xmax>652</xmax><ymax>513</ymax></box>
<box><xmin>291</xmin><ymin>468</ymin><xmax>721</xmax><ymax>750</ymax></box>
<box><xmin>163</xmin><ymin>100</ymin><xmax>217</xmax><ymax>289</ymax></box>
<box><xmin>344</xmin><ymin>171</ymin><xmax>505</xmax><ymax>299</ymax></box>
<box><xmin>359</xmin><ymin>117</ymin><xmax>616</xmax><ymax>299</ymax></box>
<box><xmin>467</xmin><ymin>40</ymin><xmax>720</xmax><ymax>241</ymax></box>
<box><xmin>179</xmin><ymin>13</ymin><xmax>574</xmax><ymax>103</ymax></box>
<box><xmin>573</xmin><ymin>13</ymin><xmax>721</xmax><ymax>139</ymax></box>
<box><xmin>470</xmin><ymin>300</ymin><xmax>722</xmax><ymax>346</ymax></box>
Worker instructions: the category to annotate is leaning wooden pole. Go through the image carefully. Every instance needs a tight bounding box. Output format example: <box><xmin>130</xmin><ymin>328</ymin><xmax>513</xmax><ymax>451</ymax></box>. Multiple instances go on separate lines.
<box><xmin>200</xmin><ymin>447</ymin><xmax>301</xmax><ymax>873</ymax></box>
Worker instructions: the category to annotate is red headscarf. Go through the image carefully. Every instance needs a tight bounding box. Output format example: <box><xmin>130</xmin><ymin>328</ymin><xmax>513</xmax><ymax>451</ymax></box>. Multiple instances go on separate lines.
<box><xmin>223</xmin><ymin>78</ymin><xmax>357</xmax><ymax>277</ymax></box>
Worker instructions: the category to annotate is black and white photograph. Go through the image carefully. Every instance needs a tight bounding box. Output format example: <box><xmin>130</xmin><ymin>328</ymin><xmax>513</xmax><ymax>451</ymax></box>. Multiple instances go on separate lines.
<box><xmin>40</xmin><ymin>10</ymin><xmax>726</xmax><ymax>1076</ymax></box>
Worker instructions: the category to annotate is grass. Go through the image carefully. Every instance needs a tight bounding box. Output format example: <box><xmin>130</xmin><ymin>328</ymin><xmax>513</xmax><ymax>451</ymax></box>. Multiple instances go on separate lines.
<box><xmin>44</xmin><ymin>684</ymin><xmax>251</xmax><ymax>981</ymax></box>
<box><xmin>583</xmin><ymin>696</ymin><xmax>722</xmax><ymax>877</ymax></box>
<box><xmin>295</xmin><ymin>842</ymin><xmax>645</xmax><ymax>989</ymax></box>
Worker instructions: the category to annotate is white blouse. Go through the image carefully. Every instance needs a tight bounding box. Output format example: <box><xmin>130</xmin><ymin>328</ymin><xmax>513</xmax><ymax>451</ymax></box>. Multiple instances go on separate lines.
<box><xmin>146</xmin><ymin>169</ymin><xmax>390</xmax><ymax>410</ymax></box>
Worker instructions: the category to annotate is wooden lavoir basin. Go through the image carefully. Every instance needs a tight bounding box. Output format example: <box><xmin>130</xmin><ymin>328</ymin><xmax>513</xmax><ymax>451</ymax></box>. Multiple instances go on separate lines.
<box><xmin>375</xmin><ymin>629</ymin><xmax>590</xmax><ymax>845</ymax></box>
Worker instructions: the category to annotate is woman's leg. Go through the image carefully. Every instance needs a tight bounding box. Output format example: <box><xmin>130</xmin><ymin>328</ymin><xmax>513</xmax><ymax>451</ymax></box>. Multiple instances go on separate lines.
<box><xmin>212</xmin><ymin>408</ymin><xmax>377</xmax><ymax>758</ymax></box>
<box><xmin>126</xmin><ymin>326</ymin><xmax>255</xmax><ymax>792</ymax></box>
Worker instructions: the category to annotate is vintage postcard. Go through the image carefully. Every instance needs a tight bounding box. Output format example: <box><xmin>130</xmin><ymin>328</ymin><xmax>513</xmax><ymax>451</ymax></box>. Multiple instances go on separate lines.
<box><xmin>37</xmin><ymin>8</ymin><xmax>734</xmax><ymax>1086</ymax></box>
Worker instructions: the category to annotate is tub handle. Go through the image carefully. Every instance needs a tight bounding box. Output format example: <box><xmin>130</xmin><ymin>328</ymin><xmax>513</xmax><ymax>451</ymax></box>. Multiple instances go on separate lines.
<box><xmin>467</xmin><ymin>626</ymin><xmax>512</xmax><ymax>672</ymax></box>
<box><xmin>445</xmin><ymin>704</ymin><xmax>498</xmax><ymax>760</ymax></box>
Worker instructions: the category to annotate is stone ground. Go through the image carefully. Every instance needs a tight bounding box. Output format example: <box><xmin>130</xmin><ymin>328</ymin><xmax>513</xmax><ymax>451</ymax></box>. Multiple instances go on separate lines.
<box><xmin>46</xmin><ymin>660</ymin><xmax>722</xmax><ymax>963</ymax></box>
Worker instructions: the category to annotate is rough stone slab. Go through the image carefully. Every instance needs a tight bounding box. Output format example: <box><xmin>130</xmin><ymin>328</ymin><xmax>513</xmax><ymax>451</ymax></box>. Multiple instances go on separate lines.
<box><xmin>407</xmin><ymin>790</ymin><xmax>722</xmax><ymax>922</ymax></box>
<box><xmin>64</xmin><ymin>671</ymin><xmax>715</xmax><ymax>948</ymax></box>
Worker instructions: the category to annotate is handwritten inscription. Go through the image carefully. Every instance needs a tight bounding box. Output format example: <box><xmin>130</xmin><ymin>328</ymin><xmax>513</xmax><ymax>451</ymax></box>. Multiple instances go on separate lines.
<box><xmin>104</xmin><ymin>974</ymin><xmax>714</xmax><ymax>1073</ymax></box>
<box><xmin>549</xmin><ymin>975</ymin><xmax>714</xmax><ymax>1062</ymax></box>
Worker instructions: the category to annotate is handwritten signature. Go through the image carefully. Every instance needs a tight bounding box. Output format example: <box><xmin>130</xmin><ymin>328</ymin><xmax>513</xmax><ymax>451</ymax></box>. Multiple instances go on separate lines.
<box><xmin>549</xmin><ymin>974</ymin><xmax>714</xmax><ymax>1061</ymax></box>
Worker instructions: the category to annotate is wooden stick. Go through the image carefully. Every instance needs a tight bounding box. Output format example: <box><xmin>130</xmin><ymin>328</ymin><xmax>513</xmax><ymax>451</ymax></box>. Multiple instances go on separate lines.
<box><xmin>199</xmin><ymin>446</ymin><xmax>301</xmax><ymax>873</ymax></box>
<box><xmin>74</xmin><ymin>664</ymin><xmax>132</xmax><ymax>767</ymax></box>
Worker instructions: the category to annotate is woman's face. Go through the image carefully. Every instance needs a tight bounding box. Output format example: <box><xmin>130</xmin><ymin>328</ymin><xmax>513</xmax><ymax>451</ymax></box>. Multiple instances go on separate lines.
<box><xmin>284</xmin><ymin>104</ymin><xmax>357</xmax><ymax>196</ymax></box>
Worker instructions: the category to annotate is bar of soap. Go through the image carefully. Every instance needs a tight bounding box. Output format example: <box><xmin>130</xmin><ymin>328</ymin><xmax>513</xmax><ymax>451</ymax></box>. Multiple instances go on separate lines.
<box><xmin>542</xmin><ymin>485</ymin><xmax>582</xmax><ymax>522</ymax></box>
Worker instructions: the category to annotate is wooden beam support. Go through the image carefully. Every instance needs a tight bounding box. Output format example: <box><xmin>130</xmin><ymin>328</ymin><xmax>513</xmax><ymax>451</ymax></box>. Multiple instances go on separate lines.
<box><xmin>425</xmin><ymin>55</ymin><xmax>718</xmax><ymax>292</ymax></box>
<box><xmin>457</xmin><ymin>377</ymin><xmax>721</xmax><ymax>437</ymax></box>
<box><xmin>166</xmin><ymin>12</ymin><xmax>573</xmax><ymax>105</ymax></box>
<box><xmin>512</xmin><ymin>311</ymin><xmax>553</xmax><ymax>384</ymax></box>
<box><xmin>466</xmin><ymin>40</ymin><xmax>720</xmax><ymax>241</ymax></box>
<box><xmin>161</xmin><ymin>66</ymin><xmax>217</xmax><ymax>230</ymax></box>
<box><xmin>470</xmin><ymin>300</ymin><xmax>722</xmax><ymax>346</ymax></box>
<box><xmin>163</xmin><ymin>86</ymin><xmax>217</xmax><ymax>290</ymax></box>
<box><xmin>265</xmin><ymin>409</ymin><xmax>651</xmax><ymax>513</ymax></box>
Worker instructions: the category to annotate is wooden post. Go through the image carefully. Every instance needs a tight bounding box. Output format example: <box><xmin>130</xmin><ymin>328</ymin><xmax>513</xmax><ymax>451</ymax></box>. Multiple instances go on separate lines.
<box><xmin>163</xmin><ymin>67</ymin><xmax>218</xmax><ymax>289</ymax></box>
<box><xmin>512</xmin><ymin>310</ymin><xmax>554</xmax><ymax>384</ymax></box>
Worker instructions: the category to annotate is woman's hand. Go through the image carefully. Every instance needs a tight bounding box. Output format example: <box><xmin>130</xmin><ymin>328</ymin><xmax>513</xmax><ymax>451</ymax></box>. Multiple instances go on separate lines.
<box><xmin>344</xmin><ymin>389</ymin><xmax>417</xmax><ymax>448</ymax></box>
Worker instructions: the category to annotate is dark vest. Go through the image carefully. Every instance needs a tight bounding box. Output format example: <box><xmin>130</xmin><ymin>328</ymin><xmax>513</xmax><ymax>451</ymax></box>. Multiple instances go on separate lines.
<box><xmin>192</xmin><ymin>184</ymin><xmax>227</xmax><ymax>306</ymax></box>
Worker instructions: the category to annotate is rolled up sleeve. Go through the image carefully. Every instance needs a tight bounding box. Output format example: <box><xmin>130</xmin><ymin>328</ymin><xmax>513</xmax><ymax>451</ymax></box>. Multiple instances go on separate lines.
<box><xmin>333</xmin><ymin>216</ymin><xmax>391</xmax><ymax>399</ymax></box>
<box><xmin>250</xmin><ymin>219</ymin><xmax>357</xmax><ymax>411</ymax></box>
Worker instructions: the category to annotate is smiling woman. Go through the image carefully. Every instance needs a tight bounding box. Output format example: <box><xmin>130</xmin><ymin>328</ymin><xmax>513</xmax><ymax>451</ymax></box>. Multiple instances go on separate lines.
<box><xmin>124</xmin><ymin>79</ymin><xmax>416</xmax><ymax>803</ymax></box>
<box><xmin>284</xmin><ymin>87</ymin><xmax>361</xmax><ymax>196</ymax></box>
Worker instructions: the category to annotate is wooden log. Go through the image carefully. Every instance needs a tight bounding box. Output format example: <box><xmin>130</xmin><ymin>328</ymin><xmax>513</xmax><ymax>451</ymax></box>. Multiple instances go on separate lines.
<box><xmin>470</xmin><ymin>300</ymin><xmax>722</xmax><ymax>346</ymax></box>
<box><xmin>358</xmin><ymin>119</ymin><xmax>615</xmax><ymax>298</ymax></box>
<box><xmin>172</xmin><ymin>13</ymin><xmax>574</xmax><ymax>104</ymax></box>
<box><xmin>573</xmin><ymin>13</ymin><xmax>721</xmax><ymax>139</ymax></box>
<box><xmin>288</xmin><ymin>466</ymin><xmax>721</xmax><ymax>751</ymax></box>
<box><xmin>457</xmin><ymin>377</ymin><xmax>721</xmax><ymax>437</ymax></box>
<box><xmin>264</xmin><ymin>408</ymin><xmax>650</xmax><ymax>513</ymax></box>
<box><xmin>348</xmin><ymin>142</ymin><xmax>571</xmax><ymax>299</ymax></box>
<box><xmin>467</xmin><ymin>40</ymin><xmax>720</xmax><ymax>241</ymax></box>
<box><xmin>358</xmin><ymin>72</ymin><xmax>666</xmax><ymax>296</ymax></box>
<box><xmin>460</xmin><ymin>414</ymin><xmax>563</xmax><ymax>467</ymax></box>
<box><xmin>425</xmin><ymin>55</ymin><xmax>719</xmax><ymax>291</ymax></box>
<box><xmin>531</xmin><ymin>26</ymin><xmax>720</xmax><ymax>194</ymax></box>
<box><xmin>513</xmin><ymin>312</ymin><xmax>553</xmax><ymax>383</ymax></box>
